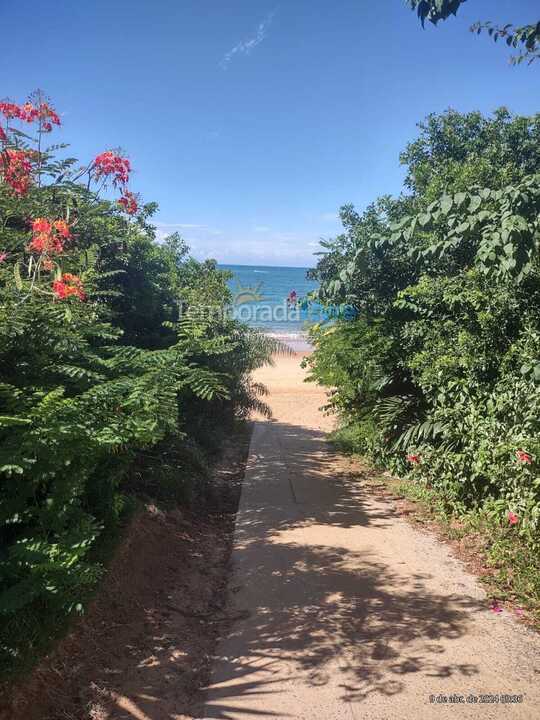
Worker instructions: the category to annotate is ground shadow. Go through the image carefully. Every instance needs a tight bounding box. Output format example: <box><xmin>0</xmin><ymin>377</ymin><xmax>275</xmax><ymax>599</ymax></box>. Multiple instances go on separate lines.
<box><xmin>244</xmin><ymin>420</ymin><xmax>396</xmax><ymax>532</ymax></box>
<box><xmin>200</xmin><ymin>420</ymin><xmax>485</xmax><ymax>718</ymax></box>
<box><xmin>17</xmin><ymin>419</ymin><xmax>487</xmax><ymax>720</ymax></box>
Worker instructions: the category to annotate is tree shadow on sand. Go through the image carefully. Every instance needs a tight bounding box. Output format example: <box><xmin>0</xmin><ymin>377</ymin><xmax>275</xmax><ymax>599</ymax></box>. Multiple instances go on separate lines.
<box><xmin>200</xmin><ymin>421</ymin><xmax>485</xmax><ymax>718</ymax></box>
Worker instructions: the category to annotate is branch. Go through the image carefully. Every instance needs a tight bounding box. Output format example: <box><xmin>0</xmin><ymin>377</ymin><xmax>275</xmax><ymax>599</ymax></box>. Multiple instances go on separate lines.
<box><xmin>471</xmin><ymin>21</ymin><xmax>540</xmax><ymax>65</ymax></box>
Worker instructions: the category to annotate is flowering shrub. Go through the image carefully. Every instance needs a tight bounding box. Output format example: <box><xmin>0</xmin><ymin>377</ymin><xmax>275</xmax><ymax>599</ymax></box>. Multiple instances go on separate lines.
<box><xmin>0</xmin><ymin>91</ymin><xmax>277</xmax><ymax>676</ymax></box>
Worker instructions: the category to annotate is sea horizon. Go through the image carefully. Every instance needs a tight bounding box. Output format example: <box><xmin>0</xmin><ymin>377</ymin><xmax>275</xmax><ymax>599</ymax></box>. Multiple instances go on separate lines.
<box><xmin>221</xmin><ymin>263</ymin><xmax>319</xmax><ymax>351</ymax></box>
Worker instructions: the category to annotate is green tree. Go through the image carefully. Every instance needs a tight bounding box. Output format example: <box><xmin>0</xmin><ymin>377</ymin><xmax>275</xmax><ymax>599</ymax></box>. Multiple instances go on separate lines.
<box><xmin>307</xmin><ymin>107</ymin><xmax>540</xmax><ymax>541</ymax></box>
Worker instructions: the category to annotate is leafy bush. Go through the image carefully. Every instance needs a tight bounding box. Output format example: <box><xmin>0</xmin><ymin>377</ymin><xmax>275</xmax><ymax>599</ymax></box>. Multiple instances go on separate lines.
<box><xmin>307</xmin><ymin>108</ymin><xmax>540</xmax><ymax>544</ymax></box>
<box><xmin>0</xmin><ymin>92</ymin><xmax>275</xmax><ymax>674</ymax></box>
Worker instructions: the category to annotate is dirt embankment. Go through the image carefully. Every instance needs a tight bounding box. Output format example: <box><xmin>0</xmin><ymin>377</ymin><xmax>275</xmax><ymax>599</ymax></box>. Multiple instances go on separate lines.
<box><xmin>1</xmin><ymin>426</ymin><xmax>251</xmax><ymax>720</ymax></box>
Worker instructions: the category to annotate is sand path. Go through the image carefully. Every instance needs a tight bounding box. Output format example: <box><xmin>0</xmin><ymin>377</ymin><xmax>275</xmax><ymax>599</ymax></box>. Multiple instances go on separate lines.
<box><xmin>202</xmin><ymin>355</ymin><xmax>540</xmax><ymax>719</ymax></box>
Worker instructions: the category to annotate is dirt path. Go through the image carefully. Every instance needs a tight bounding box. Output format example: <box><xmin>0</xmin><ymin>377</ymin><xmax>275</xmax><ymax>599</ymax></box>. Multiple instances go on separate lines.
<box><xmin>4</xmin><ymin>355</ymin><xmax>539</xmax><ymax>720</ymax></box>
<box><xmin>202</xmin><ymin>355</ymin><xmax>540</xmax><ymax>719</ymax></box>
<box><xmin>2</xmin><ymin>429</ymin><xmax>251</xmax><ymax>720</ymax></box>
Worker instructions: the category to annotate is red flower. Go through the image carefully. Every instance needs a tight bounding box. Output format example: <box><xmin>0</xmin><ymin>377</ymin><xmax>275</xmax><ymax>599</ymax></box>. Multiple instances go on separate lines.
<box><xmin>53</xmin><ymin>219</ymin><xmax>71</xmax><ymax>238</ymax></box>
<box><xmin>6</xmin><ymin>100</ymin><xmax>61</xmax><ymax>128</ymax></box>
<box><xmin>28</xmin><ymin>218</ymin><xmax>70</xmax><ymax>254</ymax></box>
<box><xmin>93</xmin><ymin>151</ymin><xmax>130</xmax><ymax>186</ymax></box>
<box><xmin>0</xmin><ymin>149</ymin><xmax>33</xmax><ymax>194</ymax></box>
<box><xmin>118</xmin><ymin>189</ymin><xmax>139</xmax><ymax>215</ymax></box>
<box><xmin>19</xmin><ymin>102</ymin><xmax>37</xmax><ymax>122</ymax></box>
<box><xmin>32</xmin><ymin>218</ymin><xmax>52</xmax><ymax>234</ymax></box>
<box><xmin>38</xmin><ymin>103</ymin><xmax>60</xmax><ymax>126</ymax></box>
<box><xmin>507</xmin><ymin>511</ymin><xmax>519</xmax><ymax>526</ymax></box>
<box><xmin>516</xmin><ymin>450</ymin><xmax>532</xmax><ymax>464</ymax></box>
<box><xmin>406</xmin><ymin>453</ymin><xmax>420</xmax><ymax>465</ymax></box>
<box><xmin>0</xmin><ymin>126</ymin><xmax>6</xmax><ymax>143</ymax></box>
<box><xmin>52</xmin><ymin>273</ymin><xmax>85</xmax><ymax>301</ymax></box>
<box><xmin>29</xmin><ymin>234</ymin><xmax>49</xmax><ymax>253</ymax></box>
<box><xmin>52</xmin><ymin>280</ymin><xmax>68</xmax><ymax>299</ymax></box>
<box><xmin>0</xmin><ymin>102</ymin><xmax>23</xmax><ymax>120</ymax></box>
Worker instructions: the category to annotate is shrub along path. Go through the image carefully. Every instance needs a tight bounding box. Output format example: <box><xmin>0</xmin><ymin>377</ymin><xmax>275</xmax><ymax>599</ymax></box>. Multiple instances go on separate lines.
<box><xmin>1</xmin><ymin>428</ymin><xmax>251</xmax><ymax>720</ymax></box>
<box><xmin>202</xmin><ymin>354</ymin><xmax>540</xmax><ymax>719</ymax></box>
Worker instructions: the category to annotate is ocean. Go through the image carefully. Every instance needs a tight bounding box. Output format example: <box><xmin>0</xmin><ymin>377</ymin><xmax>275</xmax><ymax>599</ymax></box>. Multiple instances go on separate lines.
<box><xmin>220</xmin><ymin>264</ymin><xmax>320</xmax><ymax>351</ymax></box>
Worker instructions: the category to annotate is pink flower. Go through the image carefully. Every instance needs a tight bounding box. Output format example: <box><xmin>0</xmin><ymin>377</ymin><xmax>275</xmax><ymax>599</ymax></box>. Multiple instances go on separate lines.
<box><xmin>516</xmin><ymin>450</ymin><xmax>532</xmax><ymax>464</ymax></box>
<box><xmin>507</xmin><ymin>511</ymin><xmax>519</xmax><ymax>526</ymax></box>
<box><xmin>0</xmin><ymin>252</ymin><xmax>7</xmax><ymax>263</ymax></box>
<box><xmin>515</xmin><ymin>607</ymin><xmax>524</xmax><ymax>617</ymax></box>
<box><xmin>490</xmin><ymin>601</ymin><xmax>503</xmax><ymax>614</ymax></box>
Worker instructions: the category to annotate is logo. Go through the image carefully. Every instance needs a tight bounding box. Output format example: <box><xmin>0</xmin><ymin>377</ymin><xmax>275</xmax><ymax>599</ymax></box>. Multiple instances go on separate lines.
<box><xmin>231</xmin><ymin>281</ymin><xmax>265</xmax><ymax>305</ymax></box>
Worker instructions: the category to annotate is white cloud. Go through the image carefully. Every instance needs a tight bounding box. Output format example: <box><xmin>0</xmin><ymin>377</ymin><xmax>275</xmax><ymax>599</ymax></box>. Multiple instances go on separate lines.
<box><xmin>320</xmin><ymin>212</ymin><xmax>339</xmax><ymax>222</ymax></box>
<box><xmin>154</xmin><ymin>222</ymin><xmax>207</xmax><ymax>229</ymax></box>
<box><xmin>154</xmin><ymin>222</ymin><xmax>208</xmax><ymax>241</ymax></box>
<box><xmin>153</xmin><ymin>219</ymin><xmax>319</xmax><ymax>267</ymax></box>
<box><xmin>220</xmin><ymin>11</ymin><xmax>275</xmax><ymax>69</ymax></box>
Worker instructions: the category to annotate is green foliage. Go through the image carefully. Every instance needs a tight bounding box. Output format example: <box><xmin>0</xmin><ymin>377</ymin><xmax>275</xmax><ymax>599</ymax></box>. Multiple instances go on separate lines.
<box><xmin>307</xmin><ymin>108</ymin><xmax>540</xmax><ymax>552</ymax></box>
<box><xmin>408</xmin><ymin>0</ymin><xmax>466</xmax><ymax>27</ymax></box>
<box><xmin>400</xmin><ymin>108</ymin><xmax>540</xmax><ymax>199</ymax></box>
<box><xmin>0</xmin><ymin>100</ymin><xmax>274</xmax><ymax>676</ymax></box>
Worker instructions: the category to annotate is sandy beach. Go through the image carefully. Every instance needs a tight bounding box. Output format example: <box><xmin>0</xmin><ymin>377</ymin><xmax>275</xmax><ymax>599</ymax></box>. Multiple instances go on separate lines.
<box><xmin>253</xmin><ymin>350</ymin><xmax>331</xmax><ymax>428</ymax></box>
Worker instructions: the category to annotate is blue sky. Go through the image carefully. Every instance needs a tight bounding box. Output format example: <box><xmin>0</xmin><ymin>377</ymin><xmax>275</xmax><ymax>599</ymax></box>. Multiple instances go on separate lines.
<box><xmin>1</xmin><ymin>0</ymin><xmax>538</xmax><ymax>266</ymax></box>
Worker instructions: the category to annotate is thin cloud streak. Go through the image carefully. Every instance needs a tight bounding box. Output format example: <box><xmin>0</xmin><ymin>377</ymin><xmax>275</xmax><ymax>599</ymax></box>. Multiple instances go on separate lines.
<box><xmin>320</xmin><ymin>212</ymin><xmax>339</xmax><ymax>222</ymax></box>
<box><xmin>220</xmin><ymin>11</ymin><xmax>275</xmax><ymax>69</ymax></box>
<box><xmin>154</xmin><ymin>222</ymin><xmax>207</xmax><ymax>229</ymax></box>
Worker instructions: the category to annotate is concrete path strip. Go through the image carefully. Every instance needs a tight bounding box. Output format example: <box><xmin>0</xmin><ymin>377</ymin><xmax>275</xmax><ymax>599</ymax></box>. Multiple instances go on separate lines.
<box><xmin>201</xmin><ymin>356</ymin><xmax>540</xmax><ymax>719</ymax></box>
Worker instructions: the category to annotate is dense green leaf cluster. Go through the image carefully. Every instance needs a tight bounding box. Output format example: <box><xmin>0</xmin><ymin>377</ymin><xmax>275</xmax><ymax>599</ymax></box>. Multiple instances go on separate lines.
<box><xmin>0</xmin><ymin>116</ymin><xmax>277</xmax><ymax>674</ymax></box>
<box><xmin>307</xmin><ymin>108</ymin><xmax>540</xmax><ymax>542</ymax></box>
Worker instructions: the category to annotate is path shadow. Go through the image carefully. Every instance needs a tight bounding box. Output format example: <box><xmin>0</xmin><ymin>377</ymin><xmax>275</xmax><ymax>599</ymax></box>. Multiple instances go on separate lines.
<box><xmin>203</xmin><ymin>545</ymin><xmax>482</xmax><ymax>717</ymax></box>
<box><xmin>201</xmin><ymin>420</ymin><xmax>485</xmax><ymax>718</ymax></box>
<box><xmin>243</xmin><ymin>420</ymin><xmax>396</xmax><ymax>533</ymax></box>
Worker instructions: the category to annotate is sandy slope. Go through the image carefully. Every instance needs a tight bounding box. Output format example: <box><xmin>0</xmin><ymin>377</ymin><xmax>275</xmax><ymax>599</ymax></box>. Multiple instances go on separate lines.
<box><xmin>202</xmin><ymin>354</ymin><xmax>540</xmax><ymax>719</ymax></box>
